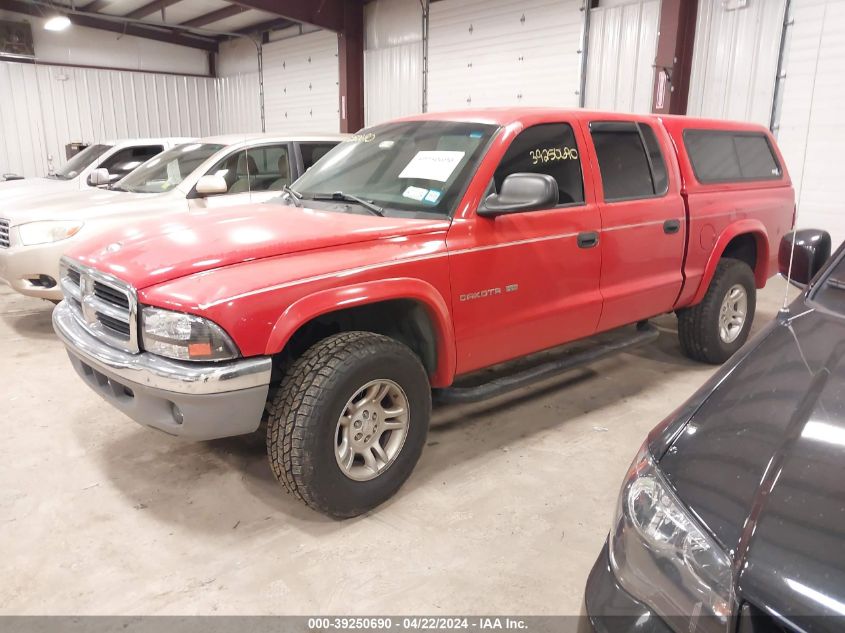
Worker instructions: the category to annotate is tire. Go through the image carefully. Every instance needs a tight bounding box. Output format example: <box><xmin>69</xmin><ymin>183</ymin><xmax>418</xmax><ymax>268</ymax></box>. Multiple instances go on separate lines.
<box><xmin>266</xmin><ymin>331</ymin><xmax>431</xmax><ymax>519</ymax></box>
<box><xmin>677</xmin><ymin>258</ymin><xmax>756</xmax><ymax>364</ymax></box>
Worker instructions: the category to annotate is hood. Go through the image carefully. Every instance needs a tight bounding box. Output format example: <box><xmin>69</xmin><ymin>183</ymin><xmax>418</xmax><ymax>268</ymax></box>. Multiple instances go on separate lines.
<box><xmin>0</xmin><ymin>177</ymin><xmax>79</xmax><ymax>204</ymax></box>
<box><xmin>3</xmin><ymin>187</ymin><xmax>177</xmax><ymax>225</ymax></box>
<box><xmin>659</xmin><ymin>306</ymin><xmax>845</xmax><ymax>627</ymax></box>
<box><xmin>70</xmin><ymin>203</ymin><xmax>451</xmax><ymax>289</ymax></box>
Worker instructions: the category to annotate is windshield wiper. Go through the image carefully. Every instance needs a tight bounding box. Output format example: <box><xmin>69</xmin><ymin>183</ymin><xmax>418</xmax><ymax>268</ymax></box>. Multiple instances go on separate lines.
<box><xmin>281</xmin><ymin>184</ymin><xmax>303</xmax><ymax>207</ymax></box>
<box><xmin>312</xmin><ymin>191</ymin><xmax>384</xmax><ymax>217</ymax></box>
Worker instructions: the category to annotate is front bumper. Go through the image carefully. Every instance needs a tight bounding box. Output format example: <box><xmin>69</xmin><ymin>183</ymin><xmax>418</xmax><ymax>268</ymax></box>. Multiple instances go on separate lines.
<box><xmin>0</xmin><ymin>237</ymin><xmax>66</xmax><ymax>301</ymax></box>
<box><xmin>53</xmin><ymin>300</ymin><xmax>272</xmax><ymax>440</ymax></box>
<box><xmin>581</xmin><ymin>542</ymin><xmax>673</xmax><ymax>633</ymax></box>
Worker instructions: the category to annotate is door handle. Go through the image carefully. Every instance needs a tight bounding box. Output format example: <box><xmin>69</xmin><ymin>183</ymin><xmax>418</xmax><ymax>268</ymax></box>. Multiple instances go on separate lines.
<box><xmin>577</xmin><ymin>231</ymin><xmax>599</xmax><ymax>249</ymax></box>
<box><xmin>663</xmin><ymin>219</ymin><xmax>681</xmax><ymax>234</ymax></box>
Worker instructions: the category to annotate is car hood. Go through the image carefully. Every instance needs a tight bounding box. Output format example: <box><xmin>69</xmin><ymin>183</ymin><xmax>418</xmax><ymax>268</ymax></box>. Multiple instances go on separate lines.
<box><xmin>3</xmin><ymin>188</ymin><xmax>177</xmax><ymax>225</ymax></box>
<box><xmin>0</xmin><ymin>177</ymin><xmax>81</xmax><ymax>204</ymax></box>
<box><xmin>70</xmin><ymin>203</ymin><xmax>451</xmax><ymax>289</ymax></box>
<box><xmin>658</xmin><ymin>306</ymin><xmax>845</xmax><ymax>627</ymax></box>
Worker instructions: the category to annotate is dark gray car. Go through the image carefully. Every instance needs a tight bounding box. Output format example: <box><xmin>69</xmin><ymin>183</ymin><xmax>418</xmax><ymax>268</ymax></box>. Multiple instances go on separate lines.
<box><xmin>582</xmin><ymin>229</ymin><xmax>842</xmax><ymax>633</ymax></box>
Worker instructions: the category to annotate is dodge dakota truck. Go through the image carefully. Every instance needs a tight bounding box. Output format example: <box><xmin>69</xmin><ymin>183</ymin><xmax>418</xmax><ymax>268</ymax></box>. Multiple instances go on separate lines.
<box><xmin>52</xmin><ymin>109</ymin><xmax>795</xmax><ymax>518</ymax></box>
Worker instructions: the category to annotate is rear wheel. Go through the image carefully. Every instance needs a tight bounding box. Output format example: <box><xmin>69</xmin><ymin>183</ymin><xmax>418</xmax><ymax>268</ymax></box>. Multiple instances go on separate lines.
<box><xmin>677</xmin><ymin>258</ymin><xmax>756</xmax><ymax>364</ymax></box>
<box><xmin>266</xmin><ymin>331</ymin><xmax>431</xmax><ymax>518</ymax></box>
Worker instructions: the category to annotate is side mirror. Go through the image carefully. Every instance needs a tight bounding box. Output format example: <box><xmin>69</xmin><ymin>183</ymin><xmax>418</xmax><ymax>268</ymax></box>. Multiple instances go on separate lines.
<box><xmin>478</xmin><ymin>173</ymin><xmax>559</xmax><ymax>217</ymax></box>
<box><xmin>87</xmin><ymin>168</ymin><xmax>111</xmax><ymax>186</ymax></box>
<box><xmin>195</xmin><ymin>174</ymin><xmax>229</xmax><ymax>197</ymax></box>
<box><xmin>778</xmin><ymin>229</ymin><xmax>832</xmax><ymax>288</ymax></box>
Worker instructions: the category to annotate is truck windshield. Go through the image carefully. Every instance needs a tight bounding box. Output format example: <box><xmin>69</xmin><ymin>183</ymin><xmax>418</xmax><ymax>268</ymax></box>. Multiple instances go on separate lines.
<box><xmin>811</xmin><ymin>248</ymin><xmax>845</xmax><ymax>316</ymax></box>
<box><xmin>293</xmin><ymin>121</ymin><xmax>498</xmax><ymax>216</ymax></box>
<box><xmin>115</xmin><ymin>143</ymin><xmax>224</xmax><ymax>194</ymax></box>
<box><xmin>48</xmin><ymin>144</ymin><xmax>112</xmax><ymax>180</ymax></box>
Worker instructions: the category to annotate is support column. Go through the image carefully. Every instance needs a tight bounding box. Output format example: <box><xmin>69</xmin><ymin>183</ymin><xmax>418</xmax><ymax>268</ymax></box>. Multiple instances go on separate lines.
<box><xmin>338</xmin><ymin>1</ymin><xmax>364</xmax><ymax>132</ymax></box>
<box><xmin>652</xmin><ymin>0</ymin><xmax>698</xmax><ymax>115</ymax></box>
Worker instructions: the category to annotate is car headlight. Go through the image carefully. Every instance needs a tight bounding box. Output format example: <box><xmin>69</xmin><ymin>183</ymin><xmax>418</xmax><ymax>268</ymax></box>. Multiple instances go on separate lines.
<box><xmin>141</xmin><ymin>307</ymin><xmax>239</xmax><ymax>361</ymax></box>
<box><xmin>609</xmin><ymin>443</ymin><xmax>733</xmax><ymax>630</ymax></box>
<box><xmin>18</xmin><ymin>220</ymin><xmax>84</xmax><ymax>246</ymax></box>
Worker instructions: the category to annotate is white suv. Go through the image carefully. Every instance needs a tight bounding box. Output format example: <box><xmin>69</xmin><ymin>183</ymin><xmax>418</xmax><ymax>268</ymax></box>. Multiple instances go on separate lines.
<box><xmin>0</xmin><ymin>134</ymin><xmax>346</xmax><ymax>301</ymax></box>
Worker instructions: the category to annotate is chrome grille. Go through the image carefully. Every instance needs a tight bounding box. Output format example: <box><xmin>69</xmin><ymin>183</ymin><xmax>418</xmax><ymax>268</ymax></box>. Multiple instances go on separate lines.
<box><xmin>0</xmin><ymin>218</ymin><xmax>9</xmax><ymax>248</ymax></box>
<box><xmin>59</xmin><ymin>257</ymin><xmax>139</xmax><ymax>353</ymax></box>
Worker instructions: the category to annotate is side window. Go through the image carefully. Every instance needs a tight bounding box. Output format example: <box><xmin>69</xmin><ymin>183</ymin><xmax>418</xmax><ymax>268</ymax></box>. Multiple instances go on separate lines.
<box><xmin>590</xmin><ymin>122</ymin><xmax>660</xmax><ymax>201</ymax></box>
<box><xmin>639</xmin><ymin>124</ymin><xmax>668</xmax><ymax>194</ymax></box>
<box><xmin>493</xmin><ymin>123</ymin><xmax>584</xmax><ymax>205</ymax></box>
<box><xmin>683</xmin><ymin>130</ymin><xmax>782</xmax><ymax>183</ymax></box>
<box><xmin>206</xmin><ymin>144</ymin><xmax>291</xmax><ymax>194</ymax></box>
<box><xmin>101</xmin><ymin>145</ymin><xmax>163</xmax><ymax>178</ymax></box>
<box><xmin>301</xmin><ymin>142</ymin><xmax>339</xmax><ymax>170</ymax></box>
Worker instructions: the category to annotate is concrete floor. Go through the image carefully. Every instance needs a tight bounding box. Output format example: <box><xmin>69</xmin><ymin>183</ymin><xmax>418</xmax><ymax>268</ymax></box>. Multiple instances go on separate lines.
<box><xmin>0</xmin><ymin>280</ymin><xmax>797</xmax><ymax>616</ymax></box>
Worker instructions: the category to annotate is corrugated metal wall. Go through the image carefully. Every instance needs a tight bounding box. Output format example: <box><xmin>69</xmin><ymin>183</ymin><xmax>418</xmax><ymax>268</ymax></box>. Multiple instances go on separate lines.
<box><xmin>776</xmin><ymin>0</ymin><xmax>845</xmax><ymax>245</ymax></box>
<box><xmin>216</xmin><ymin>72</ymin><xmax>263</xmax><ymax>134</ymax></box>
<box><xmin>427</xmin><ymin>0</ymin><xmax>584</xmax><ymax>110</ymax></box>
<box><xmin>262</xmin><ymin>30</ymin><xmax>340</xmax><ymax>134</ymax></box>
<box><xmin>687</xmin><ymin>0</ymin><xmax>787</xmax><ymax>125</ymax></box>
<box><xmin>364</xmin><ymin>0</ymin><xmax>423</xmax><ymax>126</ymax></box>
<box><xmin>584</xmin><ymin>0</ymin><xmax>660</xmax><ymax>113</ymax></box>
<box><xmin>0</xmin><ymin>61</ymin><xmax>218</xmax><ymax>177</ymax></box>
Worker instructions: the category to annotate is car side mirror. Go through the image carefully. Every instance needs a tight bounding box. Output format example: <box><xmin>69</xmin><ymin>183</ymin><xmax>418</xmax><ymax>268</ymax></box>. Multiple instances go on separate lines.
<box><xmin>478</xmin><ymin>173</ymin><xmax>559</xmax><ymax>217</ymax></box>
<box><xmin>778</xmin><ymin>229</ymin><xmax>832</xmax><ymax>288</ymax></box>
<box><xmin>87</xmin><ymin>168</ymin><xmax>111</xmax><ymax>186</ymax></box>
<box><xmin>195</xmin><ymin>174</ymin><xmax>229</xmax><ymax>197</ymax></box>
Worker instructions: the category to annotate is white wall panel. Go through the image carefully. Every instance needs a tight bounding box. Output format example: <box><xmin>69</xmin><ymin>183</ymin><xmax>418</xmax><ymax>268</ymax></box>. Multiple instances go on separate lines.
<box><xmin>687</xmin><ymin>0</ymin><xmax>786</xmax><ymax>125</ymax></box>
<box><xmin>776</xmin><ymin>0</ymin><xmax>845</xmax><ymax>245</ymax></box>
<box><xmin>215</xmin><ymin>72</ymin><xmax>262</xmax><ymax>134</ymax></box>
<box><xmin>427</xmin><ymin>0</ymin><xmax>583</xmax><ymax>111</ymax></box>
<box><xmin>584</xmin><ymin>0</ymin><xmax>660</xmax><ymax>113</ymax></box>
<box><xmin>0</xmin><ymin>61</ymin><xmax>218</xmax><ymax>178</ymax></box>
<box><xmin>364</xmin><ymin>0</ymin><xmax>423</xmax><ymax>126</ymax></box>
<box><xmin>262</xmin><ymin>30</ymin><xmax>340</xmax><ymax>134</ymax></box>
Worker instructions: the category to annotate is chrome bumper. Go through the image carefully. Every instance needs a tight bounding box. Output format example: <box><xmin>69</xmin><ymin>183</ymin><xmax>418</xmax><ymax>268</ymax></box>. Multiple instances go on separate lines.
<box><xmin>53</xmin><ymin>300</ymin><xmax>272</xmax><ymax>439</ymax></box>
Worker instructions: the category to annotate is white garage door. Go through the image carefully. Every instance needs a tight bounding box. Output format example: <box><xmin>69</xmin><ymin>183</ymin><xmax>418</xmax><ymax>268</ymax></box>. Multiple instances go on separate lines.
<box><xmin>262</xmin><ymin>30</ymin><xmax>340</xmax><ymax>134</ymax></box>
<box><xmin>427</xmin><ymin>0</ymin><xmax>583</xmax><ymax>111</ymax></box>
<box><xmin>584</xmin><ymin>0</ymin><xmax>660</xmax><ymax>113</ymax></box>
<box><xmin>775</xmin><ymin>0</ymin><xmax>845</xmax><ymax>246</ymax></box>
<box><xmin>686</xmin><ymin>0</ymin><xmax>786</xmax><ymax>126</ymax></box>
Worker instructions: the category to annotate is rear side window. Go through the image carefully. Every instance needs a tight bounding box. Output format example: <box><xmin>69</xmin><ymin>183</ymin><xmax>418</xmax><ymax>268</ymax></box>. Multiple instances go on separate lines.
<box><xmin>493</xmin><ymin>123</ymin><xmax>584</xmax><ymax>205</ymax></box>
<box><xmin>590</xmin><ymin>121</ymin><xmax>668</xmax><ymax>201</ymax></box>
<box><xmin>684</xmin><ymin>130</ymin><xmax>782</xmax><ymax>183</ymax></box>
<box><xmin>102</xmin><ymin>145</ymin><xmax>163</xmax><ymax>178</ymax></box>
<box><xmin>301</xmin><ymin>142</ymin><xmax>339</xmax><ymax>170</ymax></box>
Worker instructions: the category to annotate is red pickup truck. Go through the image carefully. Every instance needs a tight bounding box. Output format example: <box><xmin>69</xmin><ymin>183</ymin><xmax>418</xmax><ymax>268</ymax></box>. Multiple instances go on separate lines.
<box><xmin>53</xmin><ymin>109</ymin><xmax>794</xmax><ymax>517</ymax></box>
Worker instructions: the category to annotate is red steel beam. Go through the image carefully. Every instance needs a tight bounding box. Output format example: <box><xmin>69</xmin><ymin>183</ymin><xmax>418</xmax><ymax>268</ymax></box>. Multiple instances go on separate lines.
<box><xmin>652</xmin><ymin>0</ymin><xmax>699</xmax><ymax>115</ymax></box>
<box><xmin>125</xmin><ymin>0</ymin><xmax>184</xmax><ymax>20</ymax></box>
<box><xmin>225</xmin><ymin>0</ymin><xmax>344</xmax><ymax>32</ymax></box>
<box><xmin>338</xmin><ymin>0</ymin><xmax>364</xmax><ymax>132</ymax></box>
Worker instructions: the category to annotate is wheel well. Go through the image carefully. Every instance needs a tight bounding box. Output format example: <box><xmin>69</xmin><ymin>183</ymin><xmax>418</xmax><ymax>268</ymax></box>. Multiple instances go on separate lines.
<box><xmin>721</xmin><ymin>233</ymin><xmax>758</xmax><ymax>272</ymax></box>
<box><xmin>274</xmin><ymin>299</ymin><xmax>439</xmax><ymax>378</ymax></box>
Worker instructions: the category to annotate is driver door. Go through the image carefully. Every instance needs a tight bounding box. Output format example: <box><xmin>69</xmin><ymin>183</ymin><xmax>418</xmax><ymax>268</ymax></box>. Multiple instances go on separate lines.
<box><xmin>447</xmin><ymin>121</ymin><xmax>603</xmax><ymax>375</ymax></box>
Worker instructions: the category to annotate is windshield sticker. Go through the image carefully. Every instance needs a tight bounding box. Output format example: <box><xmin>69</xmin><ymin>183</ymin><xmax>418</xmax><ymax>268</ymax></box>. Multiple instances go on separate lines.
<box><xmin>399</xmin><ymin>150</ymin><xmax>466</xmax><ymax>182</ymax></box>
<box><xmin>349</xmin><ymin>132</ymin><xmax>376</xmax><ymax>143</ymax></box>
<box><xmin>530</xmin><ymin>147</ymin><xmax>578</xmax><ymax>164</ymax></box>
<box><xmin>402</xmin><ymin>186</ymin><xmax>429</xmax><ymax>201</ymax></box>
<box><xmin>423</xmin><ymin>189</ymin><xmax>442</xmax><ymax>205</ymax></box>
<box><xmin>469</xmin><ymin>131</ymin><xmax>483</xmax><ymax>138</ymax></box>
<box><xmin>378</xmin><ymin>140</ymin><xmax>395</xmax><ymax>150</ymax></box>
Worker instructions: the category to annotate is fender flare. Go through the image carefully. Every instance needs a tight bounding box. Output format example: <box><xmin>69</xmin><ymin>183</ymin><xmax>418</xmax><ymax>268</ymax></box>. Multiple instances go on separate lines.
<box><xmin>690</xmin><ymin>219</ymin><xmax>770</xmax><ymax>305</ymax></box>
<box><xmin>264</xmin><ymin>277</ymin><xmax>457</xmax><ymax>387</ymax></box>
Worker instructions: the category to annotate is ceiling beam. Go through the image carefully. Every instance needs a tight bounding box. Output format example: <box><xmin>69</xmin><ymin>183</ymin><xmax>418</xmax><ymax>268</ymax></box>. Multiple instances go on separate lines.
<box><xmin>124</xmin><ymin>0</ymin><xmax>183</xmax><ymax>20</ymax></box>
<box><xmin>225</xmin><ymin>0</ymin><xmax>344</xmax><ymax>32</ymax></box>
<box><xmin>179</xmin><ymin>4</ymin><xmax>246</xmax><ymax>28</ymax></box>
<box><xmin>231</xmin><ymin>16</ymin><xmax>293</xmax><ymax>36</ymax></box>
<box><xmin>80</xmin><ymin>0</ymin><xmax>110</xmax><ymax>12</ymax></box>
<box><xmin>0</xmin><ymin>0</ymin><xmax>219</xmax><ymax>51</ymax></box>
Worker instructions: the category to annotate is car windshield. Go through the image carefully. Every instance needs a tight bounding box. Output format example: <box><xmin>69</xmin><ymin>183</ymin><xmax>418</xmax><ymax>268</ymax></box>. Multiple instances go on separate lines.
<box><xmin>811</xmin><ymin>248</ymin><xmax>845</xmax><ymax>316</ymax></box>
<box><xmin>49</xmin><ymin>144</ymin><xmax>112</xmax><ymax>180</ymax></box>
<box><xmin>115</xmin><ymin>143</ymin><xmax>224</xmax><ymax>194</ymax></box>
<box><xmin>292</xmin><ymin>120</ymin><xmax>498</xmax><ymax>216</ymax></box>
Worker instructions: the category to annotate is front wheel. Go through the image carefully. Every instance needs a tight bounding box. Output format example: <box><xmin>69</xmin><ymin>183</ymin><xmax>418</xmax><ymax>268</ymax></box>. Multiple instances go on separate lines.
<box><xmin>677</xmin><ymin>258</ymin><xmax>756</xmax><ymax>364</ymax></box>
<box><xmin>266</xmin><ymin>331</ymin><xmax>431</xmax><ymax>518</ymax></box>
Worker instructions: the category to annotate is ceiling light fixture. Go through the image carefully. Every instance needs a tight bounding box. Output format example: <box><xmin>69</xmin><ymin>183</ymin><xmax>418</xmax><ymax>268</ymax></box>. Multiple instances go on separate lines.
<box><xmin>44</xmin><ymin>15</ymin><xmax>72</xmax><ymax>31</ymax></box>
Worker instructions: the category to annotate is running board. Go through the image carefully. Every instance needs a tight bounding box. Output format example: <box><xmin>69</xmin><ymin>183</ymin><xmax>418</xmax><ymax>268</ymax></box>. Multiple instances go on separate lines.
<box><xmin>433</xmin><ymin>321</ymin><xmax>659</xmax><ymax>405</ymax></box>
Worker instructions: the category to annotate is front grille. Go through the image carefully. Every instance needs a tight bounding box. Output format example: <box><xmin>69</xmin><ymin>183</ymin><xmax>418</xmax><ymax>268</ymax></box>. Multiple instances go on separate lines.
<box><xmin>0</xmin><ymin>218</ymin><xmax>9</xmax><ymax>248</ymax></box>
<box><xmin>59</xmin><ymin>257</ymin><xmax>138</xmax><ymax>353</ymax></box>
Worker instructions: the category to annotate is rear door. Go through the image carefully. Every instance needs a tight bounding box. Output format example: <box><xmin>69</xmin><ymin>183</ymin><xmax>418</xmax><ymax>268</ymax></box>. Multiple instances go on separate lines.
<box><xmin>586</xmin><ymin>120</ymin><xmax>685</xmax><ymax>330</ymax></box>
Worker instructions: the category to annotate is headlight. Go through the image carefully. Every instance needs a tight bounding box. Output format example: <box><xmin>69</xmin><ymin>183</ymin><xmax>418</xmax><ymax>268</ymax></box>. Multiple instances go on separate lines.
<box><xmin>609</xmin><ymin>444</ymin><xmax>733</xmax><ymax>630</ymax></box>
<box><xmin>18</xmin><ymin>220</ymin><xmax>84</xmax><ymax>246</ymax></box>
<box><xmin>141</xmin><ymin>307</ymin><xmax>239</xmax><ymax>361</ymax></box>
